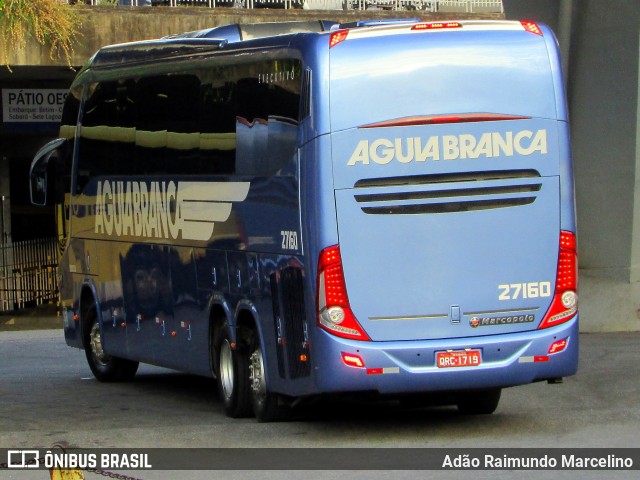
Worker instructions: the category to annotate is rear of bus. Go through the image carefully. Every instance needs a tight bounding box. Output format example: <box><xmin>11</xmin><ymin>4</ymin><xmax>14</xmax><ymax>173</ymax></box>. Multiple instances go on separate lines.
<box><xmin>310</xmin><ymin>21</ymin><xmax>578</xmax><ymax>406</ymax></box>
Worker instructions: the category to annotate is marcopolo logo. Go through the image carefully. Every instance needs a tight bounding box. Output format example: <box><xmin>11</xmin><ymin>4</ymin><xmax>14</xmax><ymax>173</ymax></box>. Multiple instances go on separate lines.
<box><xmin>347</xmin><ymin>129</ymin><xmax>547</xmax><ymax>166</ymax></box>
<box><xmin>470</xmin><ymin>314</ymin><xmax>535</xmax><ymax>328</ymax></box>
<box><xmin>94</xmin><ymin>181</ymin><xmax>250</xmax><ymax>242</ymax></box>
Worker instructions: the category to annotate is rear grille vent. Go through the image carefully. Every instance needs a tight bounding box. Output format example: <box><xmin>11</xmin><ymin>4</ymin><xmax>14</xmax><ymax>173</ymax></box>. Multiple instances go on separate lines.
<box><xmin>354</xmin><ymin>170</ymin><xmax>542</xmax><ymax>215</ymax></box>
<box><xmin>360</xmin><ymin>197</ymin><xmax>535</xmax><ymax>215</ymax></box>
<box><xmin>355</xmin><ymin>184</ymin><xmax>540</xmax><ymax>203</ymax></box>
<box><xmin>354</xmin><ymin>169</ymin><xmax>540</xmax><ymax>188</ymax></box>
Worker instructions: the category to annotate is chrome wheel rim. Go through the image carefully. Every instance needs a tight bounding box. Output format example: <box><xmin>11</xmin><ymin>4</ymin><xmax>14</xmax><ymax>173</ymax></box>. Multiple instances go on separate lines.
<box><xmin>89</xmin><ymin>322</ymin><xmax>110</xmax><ymax>365</ymax></box>
<box><xmin>249</xmin><ymin>346</ymin><xmax>266</xmax><ymax>402</ymax></box>
<box><xmin>219</xmin><ymin>339</ymin><xmax>234</xmax><ymax>401</ymax></box>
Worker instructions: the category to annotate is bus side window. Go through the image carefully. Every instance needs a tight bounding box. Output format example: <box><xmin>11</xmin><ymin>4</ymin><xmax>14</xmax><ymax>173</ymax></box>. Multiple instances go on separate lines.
<box><xmin>78</xmin><ymin>82</ymin><xmax>115</xmax><ymax>193</ymax></box>
<box><xmin>135</xmin><ymin>74</ymin><xmax>202</xmax><ymax>176</ymax></box>
<box><xmin>76</xmin><ymin>60</ymin><xmax>301</xmax><ymax>185</ymax></box>
<box><xmin>233</xmin><ymin>62</ymin><xmax>300</xmax><ymax>177</ymax></box>
<box><xmin>136</xmin><ymin>75</ymin><xmax>170</xmax><ymax>175</ymax></box>
<box><xmin>199</xmin><ymin>80</ymin><xmax>237</xmax><ymax>176</ymax></box>
<box><xmin>165</xmin><ymin>74</ymin><xmax>201</xmax><ymax>174</ymax></box>
<box><xmin>58</xmin><ymin>85</ymin><xmax>80</xmax><ymax>210</ymax></box>
<box><xmin>77</xmin><ymin>79</ymin><xmax>135</xmax><ymax>192</ymax></box>
<box><xmin>235</xmin><ymin>77</ymin><xmax>268</xmax><ymax>176</ymax></box>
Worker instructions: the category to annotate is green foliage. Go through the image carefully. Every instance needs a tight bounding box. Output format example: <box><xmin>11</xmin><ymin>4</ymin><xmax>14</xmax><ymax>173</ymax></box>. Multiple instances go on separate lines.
<box><xmin>0</xmin><ymin>0</ymin><xmax>81</xmax><ymax>68</ymax></box>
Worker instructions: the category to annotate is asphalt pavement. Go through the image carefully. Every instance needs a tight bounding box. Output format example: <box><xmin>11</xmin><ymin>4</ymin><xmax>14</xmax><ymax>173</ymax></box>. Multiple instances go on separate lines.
<box><xmin>1</xmin><ymin>308</ymin><xmax>639</xmax><ymax>480</ymax></box>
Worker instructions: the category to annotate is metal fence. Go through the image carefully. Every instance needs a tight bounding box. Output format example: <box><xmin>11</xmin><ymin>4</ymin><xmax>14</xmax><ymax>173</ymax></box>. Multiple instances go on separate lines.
<box><xmin>435</xmin><ymin>0</ymin><xmax>503</xmax><ymax>13</ymax></box>
<box><xmin>0</xmin><ymin>238</ymin><xmax>58</xmax><ymax>312</ymax></box>
<box><xmin>71</xmin><ymin>0</ymin><xmax>503</xmax><ymax>12</ymax></box>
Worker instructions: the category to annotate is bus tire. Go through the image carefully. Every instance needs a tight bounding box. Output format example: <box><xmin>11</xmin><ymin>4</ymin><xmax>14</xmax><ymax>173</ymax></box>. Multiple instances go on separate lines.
<box><xmin>215</xmin><ymin>326</ymin><xmax>251</xmax><ymax>418</ymax></box>
<box><xmin>248</xmin><ymin>336</ymin><xmax>285</xmax><ymax>422</ymax></box>
<box><xmin>84</xmin><ymin>306</ymin><xmax>139</xmax><ymax>382</ymax></box>
<box><xmin>457</xmin><ymin>388</ymin><xmax>501</xmax><ymax>415</ymax></box>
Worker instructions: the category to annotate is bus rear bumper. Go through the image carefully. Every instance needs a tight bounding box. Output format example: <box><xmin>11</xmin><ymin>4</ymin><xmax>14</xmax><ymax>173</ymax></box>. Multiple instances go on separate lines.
<box><xmin>311</xmin><ymin>317</ymin><xmax>579</xmax><ymax>394</ymax></box>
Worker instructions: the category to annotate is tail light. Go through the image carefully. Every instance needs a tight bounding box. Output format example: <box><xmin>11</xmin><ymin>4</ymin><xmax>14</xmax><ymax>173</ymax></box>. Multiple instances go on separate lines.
<box><xmin>329</xmin><ymin>30</ymin><xmax>348</xmax><ymax>48</ymax></box>
<box><xmin>341</xmin><ymin>352</ymin><xmax>365</xmax><ymax>368</ymax></box>
<box><xmin>521</xmin><ymin>20</ymin><xmax>543</xmax><ymax>36</ymax></box>
<box><xmin>317</xmin><ymin>245</ymin><xmax>370</xmax><ymax>341</ymax></box>
<box><xmin>539</xmin><ymin>231</ymin><xmax>578</xmax><ymax>329</ymax></box>
<box><xmin>360</xmin><ymin>113</ymin><xmax>528</xmax><ymax>129</ymax></box>
<box><xmin>548</xmin><ymin>338</ymin><xmax>568</xmax><ymax>354</ymax></box>
<box><xmin>412</xmin><ymin>22</ymin><xmax>462</xmax><ymax>31</ymax></box>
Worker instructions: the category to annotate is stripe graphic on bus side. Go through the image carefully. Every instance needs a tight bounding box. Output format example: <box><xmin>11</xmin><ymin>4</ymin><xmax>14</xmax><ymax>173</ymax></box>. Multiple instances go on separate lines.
<box><xmin>94</xmin><ymin>180</ymin><xmax>250</xmax><ymax>241</ymax></box>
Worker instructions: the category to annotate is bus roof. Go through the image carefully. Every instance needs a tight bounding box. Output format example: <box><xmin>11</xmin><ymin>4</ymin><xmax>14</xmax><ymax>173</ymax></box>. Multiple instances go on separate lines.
<box><xmin>88</xmin><ymin>18</ymin><xmax>544</xmax><ymax>67</ymax></box>
<box><xmin>88</xmin><ymin>38</ymin><xmax>227</xmax><ymax>69</ymax></box>
<box><xmin>165</xmin><ymin>20</ymin><xmax>336</xmax><ymax>42</ymax></box>
<box><xmin>75</xmin><ymin>19</ymin><xmax>555</xmax><ymax>88</ymax></box>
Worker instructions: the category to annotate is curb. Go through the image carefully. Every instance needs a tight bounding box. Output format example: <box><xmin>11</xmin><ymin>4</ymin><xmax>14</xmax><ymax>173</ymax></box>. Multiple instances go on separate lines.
<box><xmin>0</xmin><ymin>305</ymin><xmax>62</xmax><ymax>332</ymax></box>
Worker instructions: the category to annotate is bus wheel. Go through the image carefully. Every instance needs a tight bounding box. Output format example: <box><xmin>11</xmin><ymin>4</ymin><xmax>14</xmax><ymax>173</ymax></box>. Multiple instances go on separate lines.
<box><xmin>457</xmin><ymin>388</ymin><xmax>501</xmax><ymax>415</ymax></box>
<box><xmin>84</xmin><ymin>306</ymin><xmax>138</xmax><ymax>382</ymax></box>
<box><xmin>248</xmin><ymin>338</ymin><xmax>284</xmax><ymax>422</ymax></box>
<box><xmin>215</xmin><ymin>327</ymin><xmax>251</xmax><ymax>418</ymax></box>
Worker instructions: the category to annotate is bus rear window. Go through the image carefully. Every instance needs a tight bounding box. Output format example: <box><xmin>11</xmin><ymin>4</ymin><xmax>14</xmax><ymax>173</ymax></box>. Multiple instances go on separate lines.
<box><xmin>329</xmin><ymin>30</ymin><xmax>557</xmax><ymax>132</ymax></box>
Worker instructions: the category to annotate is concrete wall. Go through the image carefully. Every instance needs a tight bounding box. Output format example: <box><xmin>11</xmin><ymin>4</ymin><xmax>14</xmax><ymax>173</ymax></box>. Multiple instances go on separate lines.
<box><xmin>570</xmin><ymin>1</ymin><xmax>640</xmax><ymax>331</ymax></box>
<box><xmin>570</xmin><ymin>2</ymin><xmax>639</xmax><ymax>279</ymax></box>
<box><xmin>505</xmin><ymin>0</ymin><xmax>640</xmax><ymax>331</ymax></box>
<box><xmin>634</xmin><ymin>29</ymin><xmax>640</xmax><ymax>284</ymax></box>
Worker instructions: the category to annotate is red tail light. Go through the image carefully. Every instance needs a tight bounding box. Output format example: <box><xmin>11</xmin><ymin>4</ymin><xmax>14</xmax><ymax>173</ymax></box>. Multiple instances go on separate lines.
<box><xmin>548</xmin><ymin>338</ymin><xmax>568</xmax><ymax>354</ymax></box>
<box><xmin>317</xmin><ymin>246</ymin><xmax>370</xmax><ymax>341</ymax></box>
<box><xmin>341</xmin><ymin>352</ymin><xmax>365</xmax><ymax>368</ymax></box>
<box><xmin>539</xmin><ymin>231</ymin><xmax>578</xmax><ymax>329</ymax></box>
<box><xmin>412</xmin><ymin>22</ymin><xmax>462</xmax><ymax>31</ymax></box>
<box><xmin>360</xmin><ymin>113</ymin><xmax>528</xmax><ymax>129</ymax></box>
<box><xmin>521</xmin><ymin>20</ymin><xmax>543</xmax><ymax>36</ymax></box>
<box><xmin>329</xmin><ymin>30</ymin><xmax>349</xmax><ymax>48</ymax></box>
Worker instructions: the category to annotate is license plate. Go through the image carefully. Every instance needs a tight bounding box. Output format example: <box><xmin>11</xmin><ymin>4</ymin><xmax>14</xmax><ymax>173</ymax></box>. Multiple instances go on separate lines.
<box><xmin>436</xmin><ymin>349</ymin><xmax>482</xmax><ymax>368</ymax></box>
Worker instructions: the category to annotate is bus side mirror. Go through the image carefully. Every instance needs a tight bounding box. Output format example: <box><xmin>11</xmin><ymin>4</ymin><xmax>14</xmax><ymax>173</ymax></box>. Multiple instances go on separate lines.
<box><xmin>30</xmin><ymin>138</ymin><xmax>67</xmax><ymax>206</ymax></box>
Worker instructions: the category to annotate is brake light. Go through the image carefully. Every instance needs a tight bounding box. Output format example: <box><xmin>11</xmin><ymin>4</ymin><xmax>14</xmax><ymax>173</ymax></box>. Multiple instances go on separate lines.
<box><xmin>412</xmin><ymin>22</ymin><xmax>462</xmax><ymax>31</ymax></box>
<box><xmin>521</xmin><ymin>20</ymin><xmax>543</xmax><ymax>36</ymax></box>
<box><xmin>329</xmin><ymin>30</ymin><xmax>348</xmax><ymax>48</ymax></box>
<box><xmin>317</xmin><ymin>246</ymin><xmax>370</xmax><ymax>341</ymax></box>
<box><xmin>360</xmin><ymin>113</ymin><xmax>528</xmax><ymax>129</ymax></box>
<box><xmin>539</xmin><ymin>231</ymin><xmax>578</xmax><ymax>329</ymax></box>
<box><xmin>548</xmin><ymin>339</ymin><xmax>568</xmax><ymax>354</ymax></box>
<box><xmin>341</xmin><ymin>352</ymin><xmax>365</xmax><ymax>368</ymax></box>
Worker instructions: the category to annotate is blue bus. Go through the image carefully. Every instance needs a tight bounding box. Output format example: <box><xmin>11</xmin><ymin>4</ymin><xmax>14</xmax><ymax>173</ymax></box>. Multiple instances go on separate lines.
<box><xmin>30</xmin><ymin>19</ymin><xmax>578</xmax><ymax>421</ymax></box>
